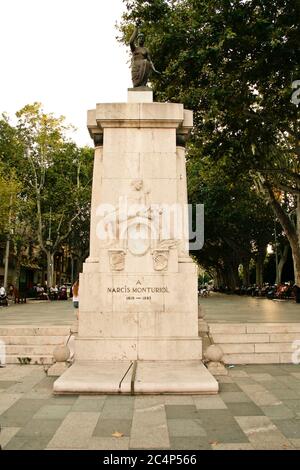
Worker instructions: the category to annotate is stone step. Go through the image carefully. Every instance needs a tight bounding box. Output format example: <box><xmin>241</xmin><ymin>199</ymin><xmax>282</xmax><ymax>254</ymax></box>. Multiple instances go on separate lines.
<box><xmin>0</xmin><ymin>336</ymin><xmax>67</xmax><ymax>345</ymax></box>
<box><xmin>222</xmin><ymin>352</ymin><xmax>297</xmax><ymax>364</ymax></box>
<box><xmin>0</xmin><ymin>326</ymin><xmax>71</xmax><ymax>336</ymax></box>
<box><xmin>218</xmin><ymin>343</ymin><xmax>295</xmax><ymax>354</ymax></box>
<box><xmin>223</xmin><ymin>353</ymin><xmax>280</xmax><ymax>364</ymax></box>
<box><xmin>212</xmin><ymin>333</ymin><xmax>300</xmax><ymax>344</ymax></box>
<box><xmin>4</xmin><ymin>355</ymin><xmax>54</xmax><ymax>365</ymax></box>
<box><xmin>209</xmin><ymin>322</ymin><xmax>300</xmax><ymax>334</ymax></box>
<box><xmin>5</xmin><ymin>345</ymin><xmax>56</xmax><ymax>355</ymax></box>
<box><xmin>213</xmin><ymin>333</ymin><xmax>270</xmax><ymax>344</ymax></box>
<box><xmin>208</xmin><ymin>322</ymin><xmax>300</xmax><ymax>364</ymax></box>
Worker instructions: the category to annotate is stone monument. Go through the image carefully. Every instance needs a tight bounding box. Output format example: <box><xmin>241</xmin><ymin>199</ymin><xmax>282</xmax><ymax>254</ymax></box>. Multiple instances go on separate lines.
<box><xmin>54</xmin><ymin>33</ymin><xmax>218</xmax><ymax>393</ymax></box>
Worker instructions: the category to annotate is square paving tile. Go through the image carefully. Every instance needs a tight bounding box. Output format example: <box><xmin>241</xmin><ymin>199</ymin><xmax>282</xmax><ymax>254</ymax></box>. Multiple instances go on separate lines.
<box><xmin>167</xmin><ymin>419</ymin><xmax>206</xmax><ymax>437</ymax></box>
<box><xmin>226</xmin><ymin>402</ymin><xmax>264</xmax><ymax>417</ymax></box>
<box><xmin>193</xmin><ymin>396</ymin><xmax>227</xmax><ymax>410</ymax></box>
<box><xmin>4</xmin><ymin>436</ymin><xmax>51</xmax><ymax>450</ymax></box>
<box><xmin>219</xmin><ymin>391</ymin><xmax>252</xmax><ymax>403</ymax></box>
<box><xmin>228</xmin><ymin>370</ymin><xmax>249</xmax><ymax>378</ymax></box>
<box><xmin>274</xmin><ymin>419</ymin><xmax>300</xmax><ymax>439</ymax></box>
<box><xmin>235</xmin><ymin>415</ymin><xmax>294</xmax><ymax>450</ymax></box>
<box><xmin>170</xmin><ymin>437</ymin><xmax>211</xmax><ymax>450</ymax></box>
<box><xmin>0</xmin><ymin>381</ymin><xmax>18</xmax><ymax>390</ymax></box>
<box><xmin>212</xmin><ymin>442</ymin><xmax>254</xmax><ymax>450</ymax></box>
<box><xmin>100</xmin><ymin>396</ymin><xmax>134</xmax><ymax>419</ymax></box>
<box><xmin>290</xmin><ymin>438</ymin><xmax>300</xmax><ymax>449</ymax></box>
<box><xmin>164</xmin><ymin>396</ymin><xmax>194</xmax><ymax>405</ymax></box>
<box><xmin>263</xmin><ymin>381</ymin><xmax>291</xmax><ymax>391</ymax></box>
<box><xmin>88</xmin><ymin>436</ymin><xmax>130</xmax><ymax>450</ymax></box>
<box><xmin>219</xmin><ymin>383</ymin><xmax>242</xmax><ymax>392</ymax></box>
<box><xmin>47</xmin><ymin>396</ymin><xmax>78</xmax><ymax>405</ymax></box>
<box><xmin>165</xmin><ymin>405</ymin><xmax>198</xmax><ymax>419</ymax></box>
<box><xmin>93</xmin><ymin>419</ymin><xmax>132</xmax><ymax>437</ymax></box>
<box><xmin>0</xmin><ymin>427</ymin><xmax>20</xmax><ymax>448</ymax></box>
<box><xmin>282</xmin><ymin>400</ymin><xmax>300</xmax><ymax>412</ymax></box>
<box><xmin>33</xmin><ymin>377</ymin><xmax>56</xmax><ymax>391</ymax></box>
<box><xmin>264</xmin><ymin>366</ymin><xmax>292</xmax><ymax>376</ymax></box>
<box><xmin>46</xmin><ymin>411</ymin><xmax>100</xmax><ymax>449</ymax></box>
<box><xmin>16</xmin><ymin>418</ymin><xmax>63</xmax><ymax>438</ymax></box>
<box><xmin>72</xmin><ymin>397</ymin><xmax>106</xmax><ymax>413</ymax></box>
<box><xmin>261</xmin><ymin>405</ymin><xmax>295</xmax><ymax>420</ymax></box>
<box><xmin>33</xmin><ymin>405</ymin><xmax>71</xmax><ymax>420</ymax></box>
<box><xmin>196</xmin><ymin>410</ymin><xmax>249</xmax><ymax>443</ymax></box>
<box><xmin>216</xmin><ymin>376</ymin><xmax>234</xmax><ymax>384</ymax></box>
<box><xmin>0</xmin><ymin>398</ymin><xmax>46</xmax><ymax>427</ymax></box>
<box><xmin>271</xmin><ymin>389</ymin><xmax>300</xmax><ymax>400</ymax></box>
<box><xmin>249</xmin><ymin>373</ymin><xmax>274</xmax><ymax>382</ymax></box>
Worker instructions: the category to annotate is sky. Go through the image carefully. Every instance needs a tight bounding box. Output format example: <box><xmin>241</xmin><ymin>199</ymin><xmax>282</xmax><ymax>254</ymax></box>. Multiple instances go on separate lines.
<box><xmin>0</xmin><ymin>0</ymin><xmax>130</xmax><ymax>146</ymax></box>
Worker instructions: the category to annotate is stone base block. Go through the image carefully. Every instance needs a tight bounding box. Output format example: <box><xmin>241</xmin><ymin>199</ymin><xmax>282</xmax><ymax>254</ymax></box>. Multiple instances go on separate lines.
<box><xmin>75</xmin><ymin>337</ymin><xmax>202</xmax><ymax>361</ymax></box>
<box><xmin>134</xmin><ymin>361</ymin><xmax>218</xmax><ymax>394</ymax></box>
<box><xmin>53</xmin><ymin>361</ymin><xmax>133</xmax><ymax>394</ymax></box>
<box><xmin>53</xmin><ymin>360</ymin><xmax>218</xmax><ymax>395</ymax></box>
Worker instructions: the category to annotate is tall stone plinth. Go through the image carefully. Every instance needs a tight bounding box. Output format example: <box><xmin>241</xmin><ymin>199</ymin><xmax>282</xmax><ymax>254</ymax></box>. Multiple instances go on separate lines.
<box><xmin>54</xmin><ymin>89</ymin><xmax>218</xmax><ymax>394</ymax></box>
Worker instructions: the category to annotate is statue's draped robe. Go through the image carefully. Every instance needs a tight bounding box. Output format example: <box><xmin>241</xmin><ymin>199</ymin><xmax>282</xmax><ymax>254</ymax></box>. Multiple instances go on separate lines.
<box><xmin>131</xmin><ymin>47</ymin><xmax>151</xmax><ymax>87</ymax></box>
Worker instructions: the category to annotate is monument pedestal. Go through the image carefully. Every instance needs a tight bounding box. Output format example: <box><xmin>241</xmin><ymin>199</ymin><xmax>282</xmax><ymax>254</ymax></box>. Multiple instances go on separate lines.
<box><xmin>54</xmin><ymin>361</ymin><xmax>218</xmax><ymax>395</ymax></box>
<box><xmin>54</xmin><ymin>89</ymin><xmax>218</xmax><ymax>395</ymax></box>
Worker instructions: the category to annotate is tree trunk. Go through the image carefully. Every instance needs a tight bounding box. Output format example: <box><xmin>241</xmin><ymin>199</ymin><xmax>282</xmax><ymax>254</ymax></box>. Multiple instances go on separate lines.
<box><xmin>226</xmin><ymin>263</ymin><xmax>240</xmax><ymax>290</ymax></box>
<box><xmin>3</xmin><ymin>236</ymin><xmax>10</xmax><ymax>290</ymax></box>
<box><xmin>276</xmin><ymin>244</ymin><xmax>289</xmax><ymax>284</ymax></box>
<box><xmin>215</xmin><ymin>268</ymin><xmax>224</xmax><ymax>289</ymax></box>
<box><xmin>46</xmin><ymin>251</ymin><xmax>54</xmax><ymax>289</ymax></box>
<box><xmin>71</xmin><ymin>256</ymin><xmax>74</xmax><ymax>285</ymax></box>
<box><xmin>263</xmin><ymin>183</ymin><xmax>300</xmax><ymax>286</ymax></box>
<box><xmin>242</xmin><ymin>261</ymin><xmax>250</xmax><ymax>287</ymax></box>
<box><xmin>4</xmin><ymin>196</ymin><xmax>13</xmax><ymax>289</ymax></box>
<box><xmin>256</xmin><ymin>252</ymin><xmax>265</xmax><ymax>287</ymax></box>
<box><xmin>295</xmin><ymin>195</ymin><xmax>300</xmax><ymax>285</ymax></box>
<box><xmin>13</xmin><ymin>261</ymin><xmax>21</xmax><ymax>291</ymax></box>
<box><xmin>291</xmin><ymin>242</ymin><xmax>300</xmax><ymax>285</ymax></box>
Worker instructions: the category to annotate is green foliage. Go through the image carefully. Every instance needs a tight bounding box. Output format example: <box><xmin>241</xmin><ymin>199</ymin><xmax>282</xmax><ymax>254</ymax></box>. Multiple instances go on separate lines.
<box><xmin>0</xmin><ymin>104</ymin><xmax>94</xmax><ymax>286</ymax></box>
<box><xmin>119</xmin><ymin>0</ymin><xmax>300</xmax><ymax>284</ymax></box>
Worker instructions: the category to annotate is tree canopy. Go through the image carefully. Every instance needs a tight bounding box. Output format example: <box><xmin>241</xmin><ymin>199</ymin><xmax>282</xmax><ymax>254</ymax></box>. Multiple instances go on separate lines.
<box><xmin>119</xmin><ymin>0</ymin><xmax>300</xmax><ymax>285</ymax></box>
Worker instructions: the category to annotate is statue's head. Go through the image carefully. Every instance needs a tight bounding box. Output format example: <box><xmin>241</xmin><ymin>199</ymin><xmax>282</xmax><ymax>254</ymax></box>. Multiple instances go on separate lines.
<box><xmin>137</xmin><ymin>33</ymin><xmax>145</xmax><ymax>47</ymax></box>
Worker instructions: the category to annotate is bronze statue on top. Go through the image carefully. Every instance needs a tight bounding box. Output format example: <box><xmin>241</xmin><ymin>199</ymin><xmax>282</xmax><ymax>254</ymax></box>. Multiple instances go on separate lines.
<box><xmin>129</xmin><ymin>22</ymin><xmax>160</xmax><ymax>88</ymax></box>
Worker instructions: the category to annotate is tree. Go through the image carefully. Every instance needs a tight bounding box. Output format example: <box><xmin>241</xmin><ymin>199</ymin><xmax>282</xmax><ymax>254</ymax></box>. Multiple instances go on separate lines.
<box><xmin>15</xmin><ymin>103</ymin><xmax>93</xmax><ymax>288</ymax></box>
<box><xmin>188</xmin><ymin>156</ymin><xmax>274</xmax><ymax>288</ymax></box>
<box><xmin>119</xmin><ymin>0</ymin><xmax>300</xmax><ymax>282</ymax></box>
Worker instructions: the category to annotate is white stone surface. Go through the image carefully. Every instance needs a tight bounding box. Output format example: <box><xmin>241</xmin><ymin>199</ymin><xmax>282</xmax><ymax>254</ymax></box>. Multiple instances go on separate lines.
<box><xmin>53</xmin><ymin>361</ymin><xmax>132</xmax><ymax>394</ymax></box>
<box><xmin>134</xmin><ymin>361</ymin><xmax>218</xmax><ymax>394</ymax></box>
<box><xmin>127</xmin><ymin>89</ymin><xmax>153</xmax><ymax>103</ymax></box>
<box><xmin>53</xmin><ymin>360</ymin><xmax>218</xmax><ymax>395</ymax></box>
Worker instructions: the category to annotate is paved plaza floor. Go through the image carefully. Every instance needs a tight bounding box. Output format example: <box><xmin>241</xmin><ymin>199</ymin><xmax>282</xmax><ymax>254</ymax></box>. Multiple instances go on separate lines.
<box><xmin>0</xmin><ymin>294</ymin><xmax>300</xmax><ymax>326</ymax></box>
<box><xmin>0</xmin><ymin>300</ymin><xmax>74</xmax><ymax>325</ymax></box>
<box><xmin>202</xmin><ymin>293</ymin><xmax>300</xmax><ymax>323</ymax></box>
<box><xmin>1</xmin><ymin>364</ymin><xmax>300</xmax><ymax>450</ymax></box>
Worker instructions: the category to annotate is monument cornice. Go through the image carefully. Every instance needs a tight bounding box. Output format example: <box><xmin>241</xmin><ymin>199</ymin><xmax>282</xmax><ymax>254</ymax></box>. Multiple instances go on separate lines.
<box><xmin>87</xmin><ymin>103</ymin><xmax>193</xmax><ymax>132</ymax></box>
